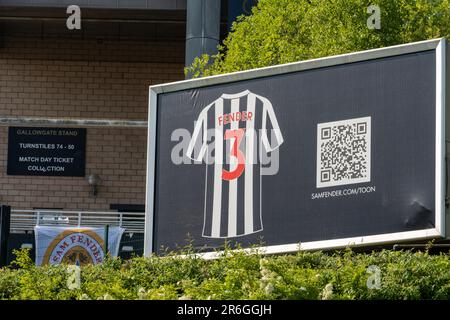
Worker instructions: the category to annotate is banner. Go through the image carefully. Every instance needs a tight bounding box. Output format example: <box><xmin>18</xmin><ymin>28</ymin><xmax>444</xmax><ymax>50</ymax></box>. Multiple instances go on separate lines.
<box><xmin>34</xmin><ymin>226</ymin><xmax>124</xmax><ymax>266</ymax></box>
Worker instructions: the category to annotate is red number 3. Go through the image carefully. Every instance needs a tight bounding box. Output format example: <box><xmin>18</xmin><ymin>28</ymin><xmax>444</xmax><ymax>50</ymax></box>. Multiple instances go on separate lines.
<box><xmin>222</xmin><ymin>129</ymin><xmax>245</xmax><ymax>181</ymax></box>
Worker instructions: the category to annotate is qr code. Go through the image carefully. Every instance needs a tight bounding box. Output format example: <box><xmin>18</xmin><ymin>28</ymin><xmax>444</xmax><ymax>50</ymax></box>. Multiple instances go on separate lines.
<box><xmin>316</xmin><ymin>116</ymin><xmax>371</xmax><ymax>188</ymax></box>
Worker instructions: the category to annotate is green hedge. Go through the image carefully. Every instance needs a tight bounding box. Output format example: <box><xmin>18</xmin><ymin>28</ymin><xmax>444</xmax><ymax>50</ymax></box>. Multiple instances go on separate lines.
<box><xmin>0</xmin><ymin>247</ymin><xmax>449</xmax><ymax>300</ymax></box>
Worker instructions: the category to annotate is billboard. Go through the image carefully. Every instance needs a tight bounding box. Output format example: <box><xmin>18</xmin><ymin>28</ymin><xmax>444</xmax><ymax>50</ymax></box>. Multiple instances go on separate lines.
<box><xmin>145</xmin><ymin>38</ymin><xmax>449</xmax><ymax>256</ymax></box>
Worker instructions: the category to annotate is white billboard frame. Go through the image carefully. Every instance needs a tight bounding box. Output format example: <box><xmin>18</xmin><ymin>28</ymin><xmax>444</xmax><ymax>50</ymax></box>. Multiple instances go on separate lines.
<box><xmin>144</xmin><ymin>38</ymin><xmax>448</xmax><ymax>257</ymax></box>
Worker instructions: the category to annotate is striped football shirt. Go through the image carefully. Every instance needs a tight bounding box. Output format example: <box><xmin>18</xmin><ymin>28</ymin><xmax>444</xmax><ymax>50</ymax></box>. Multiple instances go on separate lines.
<box><xmin>186</xmin><ymin>90</ymin><xmax>283</xmax><ymax>238</ymax></box>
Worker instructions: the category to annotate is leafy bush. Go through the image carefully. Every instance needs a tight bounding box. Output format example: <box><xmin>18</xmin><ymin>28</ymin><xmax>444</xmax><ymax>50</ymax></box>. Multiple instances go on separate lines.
<box><xmin>0</xmin><ymin>247</ymin><xmax>449</xmax><ymax>300</ymax></box>
<box><xmin>186</xmin><ymin>0</ymin><xmax>449</xmax><ymax>77</ymax></box>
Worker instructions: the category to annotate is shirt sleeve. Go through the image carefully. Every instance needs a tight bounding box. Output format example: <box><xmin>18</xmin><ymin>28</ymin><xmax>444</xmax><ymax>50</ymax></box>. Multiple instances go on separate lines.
<box><xmin>257</xmin><ymin>94</ymin><xmax>284</xmax><ymax>153</ymax></box>
<box><xmin>186</xmin><ymin>104</ymin><xmax>210</xmax><ymax>161</ymax></box>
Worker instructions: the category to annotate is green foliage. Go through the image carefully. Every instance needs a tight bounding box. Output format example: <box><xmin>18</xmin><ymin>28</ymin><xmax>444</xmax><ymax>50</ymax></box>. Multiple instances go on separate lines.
<box><xmin>185</xmin><ymin>0</ymin><xmax>450</xmax><ymax>77</ymax></box>
<box><xmin>0</xmin><ymin>247</ymin><xmax>449</xmax><ymax>300</ymax></box>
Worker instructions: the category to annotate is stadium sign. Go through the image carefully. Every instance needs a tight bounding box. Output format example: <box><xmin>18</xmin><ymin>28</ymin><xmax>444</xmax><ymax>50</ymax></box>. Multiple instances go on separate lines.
<box><xmin>35</xmin><ymin>226</ymin><xmax>124</xmax><ymax>266</ymax></box>
<box><xmin>145</xmin><ymin>38</ymin><xmax>449</xmax><ymax>256</ymax></box>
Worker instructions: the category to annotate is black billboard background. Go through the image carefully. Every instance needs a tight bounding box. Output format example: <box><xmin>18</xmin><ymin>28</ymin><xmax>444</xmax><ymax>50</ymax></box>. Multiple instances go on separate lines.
<box><xmin>154</xmin><ymin>50</ymin><xmax>437</xmax><ymax>252</ymax></box>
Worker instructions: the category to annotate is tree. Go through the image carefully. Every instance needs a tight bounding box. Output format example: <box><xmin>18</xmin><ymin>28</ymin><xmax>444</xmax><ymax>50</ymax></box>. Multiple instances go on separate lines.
<box><xmin>186</xmin><ymin>0</ymin><xmax>450</xmax><ymax>78</ymax></box>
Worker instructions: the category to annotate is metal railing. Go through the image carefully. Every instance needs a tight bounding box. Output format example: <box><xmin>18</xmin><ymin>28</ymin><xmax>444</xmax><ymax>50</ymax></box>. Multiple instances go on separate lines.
<box><xmin>10</xmin><ymin>209</ymin><xmax>145</xmax><ymax>234</ymax></box>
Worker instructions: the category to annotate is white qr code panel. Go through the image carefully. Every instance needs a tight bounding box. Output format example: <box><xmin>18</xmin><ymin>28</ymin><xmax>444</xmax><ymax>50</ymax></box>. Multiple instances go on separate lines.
<box><xmin>316</xmin><ymin>116</ymin><xmax>371</xmax><ymax>188</ymax></box>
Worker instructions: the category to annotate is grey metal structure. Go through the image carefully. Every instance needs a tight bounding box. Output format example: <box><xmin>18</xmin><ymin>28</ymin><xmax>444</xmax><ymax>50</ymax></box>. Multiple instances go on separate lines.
<box><xmin>185</xmin><ymin>0</ymin><xmax>221</xmax><ymax>73</ymax></box>
<box><xmin>446</xmin><ymin>38</ymin><xmax>450</xmax><ymax>238</ymax></box>
<box><xmin>0</xmin><ymin>4</ymin><xmax>188</xmax><ymax>41</ymax></box>
<box><xmin>0</xmin><ymin>0</ymin><xmax>226</xmax><ymax>61</ymax></box>
<box><xmin>145</xmin><ymin>38</ymin><xmax>449</xmax><ymax>258</ymax></box>
<box><xmin>0</xmin><ymin>117</ymin><xmax>147</xmax><ymax>128</ymax></box>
